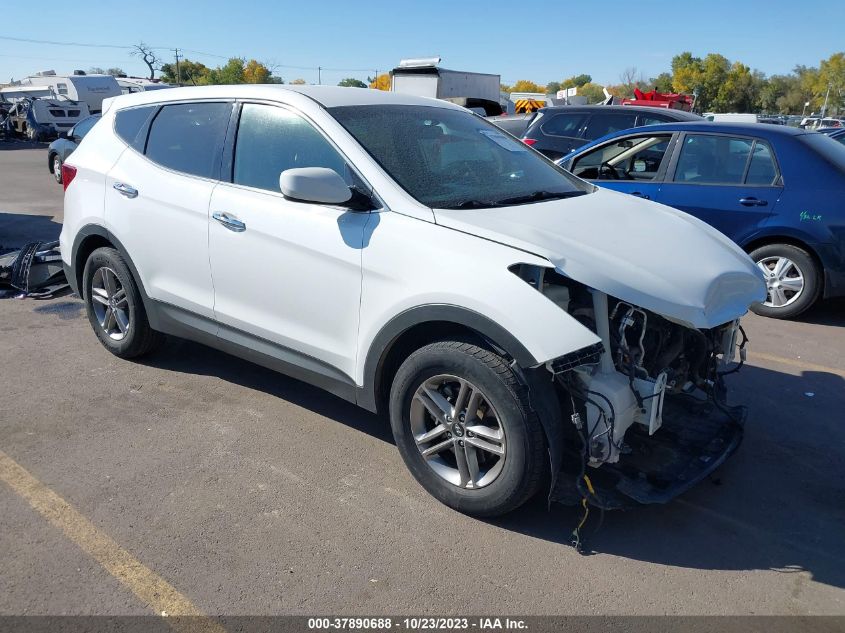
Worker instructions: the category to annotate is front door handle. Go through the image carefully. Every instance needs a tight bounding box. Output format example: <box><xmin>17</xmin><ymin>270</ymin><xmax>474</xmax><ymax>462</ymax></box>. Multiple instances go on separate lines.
<box><xmin>631</xmin><ymin>191</ymin><xmax>650</xmax><ymax>199</ymax></box>
<box><xmin>212</xmin><ymin>212</ymin><xmax>246</xmax><ymax>232</ymax></box>
<box><xmin>113</xmin><ymin>182</ymin><xmax>138</xmax><ymax>199</ymax></box>
<box><xmin>739</xmin><ymin>197</ymin><xmax>768</xmax><ymax>207</ymax></box>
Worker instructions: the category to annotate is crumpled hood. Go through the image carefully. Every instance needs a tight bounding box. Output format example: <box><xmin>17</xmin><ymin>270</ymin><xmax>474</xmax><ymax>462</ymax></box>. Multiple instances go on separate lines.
<box><xmin>435</xmin><ymin>188</ymin><xmax>767</xmax><ymax>329</ymax></box>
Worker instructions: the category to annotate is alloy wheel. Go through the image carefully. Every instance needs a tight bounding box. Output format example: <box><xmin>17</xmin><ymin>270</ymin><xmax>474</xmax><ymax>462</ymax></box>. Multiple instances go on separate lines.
<box><xmin>90</xmin><ymin>266</ymin><xmax>130</xmax><ymax>341</ymax></box>
<box><xmin>410</xmin><ymin>375</ymin><xmax>506</xmax><ymax>489</ymax></box>
<box><xmin>757</xmin><ymin>256</ymin><xmax>805</xmax><ymax>308</ymax></box>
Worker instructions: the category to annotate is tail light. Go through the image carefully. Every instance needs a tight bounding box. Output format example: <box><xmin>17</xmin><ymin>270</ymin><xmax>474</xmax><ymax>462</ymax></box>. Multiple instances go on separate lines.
<box><xmin>522</xmin><ymin>138</ymin><xmax>537</xmax><ymax>146</ymax></box>
<box><xmin>61</xmin><ymin>164</ymin><xmax>77</xmax><ymax>191</ymax></box>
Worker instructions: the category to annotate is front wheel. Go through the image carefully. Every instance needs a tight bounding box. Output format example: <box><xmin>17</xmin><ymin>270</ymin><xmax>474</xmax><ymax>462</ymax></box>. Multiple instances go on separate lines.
<box><xmin>82</xmin><ymin>247</ymin><xmax>164</xmax><ymax>358</ymax></box>
<box><xmin>52</xmin><ymin>155</ymin><xmax>63</xmax><ymax>183</ymax></box>
<box><xmin>389</xmin><ymin>340</ymin><xmax>547</xmax><ymax>517</ymax></box>
<box><xmin>749</xmin><ymin>244</ymin><xmax>821</xmax><ymax>319</ymax></box>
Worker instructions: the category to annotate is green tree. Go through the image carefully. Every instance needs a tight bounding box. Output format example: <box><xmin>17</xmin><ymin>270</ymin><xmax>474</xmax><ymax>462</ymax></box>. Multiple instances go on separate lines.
<box><xmin>545</xmin><ymin>81</ymin><xmax>561</xmax><ymax>94</ymax></box>
<box><xmin>338</xmin><ymin>77</ymin><xmax>367</xmax><ymax>88</ymax></box>
<box><xmin>88</xmin><ymin>67</ymin><xmax>105</xmax><ymax>75</ymax></box>
<box><xmin>578</xmin><ymin>82</ymin><xmax>606</xmax><ymax>103</ymax></box>
<box><xmin>207</xmin><ymin>58</ymin><xmax>247</xmax><ymax>85</ymax></box>
<box><xmin>649</xmin><ymin>72</ymin><xmax>674</xmax><ymax>93</ymax></box>
<box><xmin>561</xmin><ymin>73</ymin><xmax>591</xmax><ymax>89</ymax></box>
<box><xmin>159</xmin><ymin>59</ymin><xmax>211</xmax><ymax>85</ymax></box>
<box><xmin>510</xmin><ymin>79</ymin><xmax>543</xmax><ymax>93</ymax></box>
<box><xmin>106</xmin><ymin>67</ymin><xmax>126</xmax><ymax>77</ymax></box>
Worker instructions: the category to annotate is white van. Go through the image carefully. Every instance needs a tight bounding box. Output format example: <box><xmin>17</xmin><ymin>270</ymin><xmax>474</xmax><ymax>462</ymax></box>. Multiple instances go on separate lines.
<box><xmin>705</xmin><ymin>113</ymin><xmax>762</xmax><ymax>123</ymax></box>
<box><xmin>15</xmin><ymin>71</ymin><xmax>121</xmax><ymax>114</ymax></box>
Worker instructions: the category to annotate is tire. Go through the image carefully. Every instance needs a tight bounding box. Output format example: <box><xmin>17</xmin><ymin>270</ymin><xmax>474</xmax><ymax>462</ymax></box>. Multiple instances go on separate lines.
<box><xmin>82</xmin><ymin>247</ymin><xmax>164</xmax><ymax>358</ymax></box>
<box><xmin>389</xmin><ymin>340</ymin><xmax>547</xmax><ymax>517</ymax></box>
<box><xmin>749</xmin><ymin>243</ymin><xmax>821</xmax><ymax>319</ymax></box>
<box><xmin>52</xmin><ymin>155</ymin><xmax>63</xmax><ymax>184</ymax></box>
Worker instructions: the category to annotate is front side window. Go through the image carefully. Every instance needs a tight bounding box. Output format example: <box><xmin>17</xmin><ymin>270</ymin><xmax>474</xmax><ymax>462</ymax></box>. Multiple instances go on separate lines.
<box><xmin>233</xmin><ymin>103</ymin><xmax>348</xmax><ymax>193</ymax></box>
<box><xmin>745</xmin><ymin>141</ymin><xmax>778</xmax><ymax>185</ymax></box>
<box><xmin>571</xmin><ymin>135</ymin><xmax>672</xmax><ymax>181</ymax></box>
<box><xmin>145</xmin><ymin>102</ymin><xmax>231</xmax><ymax>179</ymax></box>
<box><xmin>329</xmin><ymin>105</ymin><xmax>589</xmax><ymax>209</ymax></box>
<box><xmin>583</xmin><ymin>112</ymin><xmax>638</xmax><ymax>140</ymax></box>
<box><xmin>637</xmin><ymin>113</ymin><xmax>671</xmax><ymax>127</ymax></box>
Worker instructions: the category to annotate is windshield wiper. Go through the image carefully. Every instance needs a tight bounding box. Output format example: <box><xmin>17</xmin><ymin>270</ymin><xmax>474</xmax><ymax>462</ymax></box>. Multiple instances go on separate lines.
<box><xmin>494</xmin><ymin>190</ymin><xmax>588</xmax><ymax>206</ymax></box>
<box><xmin>443</xmin><ymin>199</ymin><xmax>503</xmax><ymax>209</ymax></box>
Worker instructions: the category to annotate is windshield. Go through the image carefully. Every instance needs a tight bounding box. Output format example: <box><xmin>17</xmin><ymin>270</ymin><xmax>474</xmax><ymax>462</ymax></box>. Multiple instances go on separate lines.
<box><xmin>329</xmin><ymin>104</ymin><xmax>591</xmax><ymax>209</ymax></box>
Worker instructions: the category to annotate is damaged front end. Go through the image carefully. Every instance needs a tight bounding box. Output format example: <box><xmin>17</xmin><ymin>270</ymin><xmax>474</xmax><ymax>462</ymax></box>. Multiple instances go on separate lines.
<box><xmin>512</xmin><ymin>264</ymin><xmax>749</xmax><ymax>509</ymax></box>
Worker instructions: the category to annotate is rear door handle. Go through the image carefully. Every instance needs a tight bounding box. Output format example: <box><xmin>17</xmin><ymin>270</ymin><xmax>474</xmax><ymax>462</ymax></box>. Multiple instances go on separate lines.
<box><xmin>739</xmin><ymin>197</ymin><xmax>768</xmax><ymax>207</ymax></box>
<box><xmin>631</xmin><ymin>191</ymin><xmax>650</xmax><ymax>199</ymax></box>
<box><xmin>113</xmin><ymin>182</ymin><xmax>138</xmax><ymax>199</ymax></box>
<box><xmin>212</xmin><ymin>212</ymin><xmax>246</xmax><ymax>232</ymax></box>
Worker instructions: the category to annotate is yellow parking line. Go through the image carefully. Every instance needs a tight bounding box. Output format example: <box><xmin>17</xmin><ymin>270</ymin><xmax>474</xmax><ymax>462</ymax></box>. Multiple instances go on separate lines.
<box><xmin>0</xmin><ymin>450</ymin><xmax>225</xmax><ymax>633</ymax></box>
<box><xmin>747</xmin><ymin>351</ymin><xmax>845</xmax><ymax>379</ymax></box>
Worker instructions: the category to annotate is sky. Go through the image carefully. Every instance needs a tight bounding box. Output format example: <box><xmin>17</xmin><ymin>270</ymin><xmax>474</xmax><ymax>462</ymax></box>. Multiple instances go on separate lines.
<box><xmin>0</xmin><ymin>0</ymin><xmax>840</xmax><ymax>87</ymax></box>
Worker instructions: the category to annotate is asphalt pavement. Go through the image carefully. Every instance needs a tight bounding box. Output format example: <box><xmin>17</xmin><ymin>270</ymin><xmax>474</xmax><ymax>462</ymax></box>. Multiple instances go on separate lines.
<box><xmin>1</xmin><ymin>145</ymin><xmax>844</xmax><ymax>617</ymax></box>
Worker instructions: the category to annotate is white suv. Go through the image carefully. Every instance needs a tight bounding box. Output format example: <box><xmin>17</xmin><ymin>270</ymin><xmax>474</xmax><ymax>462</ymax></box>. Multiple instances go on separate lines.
<box><xmin>60</xmin><ymin>86</ymin><xmax>766</xmax><ymax>517</ymax></box>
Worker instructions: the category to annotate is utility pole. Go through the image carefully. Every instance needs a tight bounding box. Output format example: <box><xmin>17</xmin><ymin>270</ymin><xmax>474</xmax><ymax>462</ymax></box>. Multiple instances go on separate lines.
<box><xmin>174</xmin><ymin>48</ymin><xmax>181</xmax><ymax>86</ymax></box>
<box><xmin>318</xmin><ymin>66</ymin><xmax>321</xmax><ymax>85</ymax></box>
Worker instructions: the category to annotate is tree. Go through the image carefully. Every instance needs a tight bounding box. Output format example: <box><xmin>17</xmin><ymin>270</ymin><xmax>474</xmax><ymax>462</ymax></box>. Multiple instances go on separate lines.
<box><xmin>561</xmin><ymin>74</ymin><xmax>591</xmax><ymax>89</ymax></box>
<box><xmin>578</xmin><ymin>82</ymin><xmax>606</xmax><ymax>103</ymax></box>
<box><xmin>368</xmin><ymin>73</ymin><xmax>390</xmax><ymax>90</ymax></box>
<box><xmin>618</xmin><ymin>67</ymin><xmax>646</xmax><ymax>97</ymax></box>
<box><xmin>510</xmin><ymin>79</ymin><xmax>543</xmax><ymax>93</ymax></box>
<box><xmin>817</xmin><ymin>52</ymin><xmax>845</xmax><ymax>114</ymax></box>
<box><xmin>338</xmin><ymin>78</ymin><xmax>367</xmax><ymax>88</ymax></box>
<box><xmin>88</xmin><ymin>67</ymin><xmax>105</xmax><ymax>75</ymax></box>
<box><xmin>131</xmin><ymin>42</ymin><xmax>160</xmax><ymax>80</ymax></box>
<box><xmin>290</xmin><ymin>78</ymin><xmax>307</xmax><ymax>85</ymax></box>
<box><xmin>243</xmin><ymin>59</ymin><xmax>272</xmax><ymax>84</ymax></box>
<box><xmin>649</xmin><ymin>72</ymin><xmax>674</xmax><ymax>93</ymax></box>
<box><xmin>159</xmin><ymin>59</ymin><xmax>210</xmax><ymax>85</ymax></box>
<box><xmin>545</xmin><ymin>81</ymin><xmax>561</xmax><ymax>94</ymax></box>
<box><xmin>500</xmin><ymin>82</ymin><xmax>512</xmax><ymax>93</ymax></box>
<box><xmin>207</xmin><ymin>58</ymin><xmax>247</xmax><ymax>85</ymax></box>
<box><xmin>106</xmin><ymin>67</ymin><xmax>126</xmax><ymax>77</ymax></box>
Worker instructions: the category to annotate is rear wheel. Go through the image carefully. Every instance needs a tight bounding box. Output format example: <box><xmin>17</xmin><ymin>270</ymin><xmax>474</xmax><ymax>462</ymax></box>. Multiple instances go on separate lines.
<box><xmin>82</xmin><ymin>247</ymin><xmax>164</xmax><ymax>358</ymax></box>
<box><xmin>389</xmin><ymin>340</ymin><xmax>546</xmax><ymax>517</ymax></box>
<box><xmin>749</xmin><ymin>243</ymin><xmax>821</xmax><ymax>319</ymax></box>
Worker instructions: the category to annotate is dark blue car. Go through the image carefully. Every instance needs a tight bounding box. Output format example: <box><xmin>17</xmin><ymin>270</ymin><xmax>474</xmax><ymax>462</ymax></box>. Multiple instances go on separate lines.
<box><xmin>559</xmin><ymin>122</ymin><xmax>845</xmax><ymax>318</ymax></box>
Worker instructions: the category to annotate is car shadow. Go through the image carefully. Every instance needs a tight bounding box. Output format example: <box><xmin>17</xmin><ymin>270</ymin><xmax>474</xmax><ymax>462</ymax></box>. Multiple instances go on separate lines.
<box><xmin>138</xmin><ymin>336</ymin><xmax>845</xmax><ymax>590</ymax></box>
<box><xmin>794</xmin><ymin>297</ymin><xmax>845</xmax><ymax>326</ymax></box>
<box><xmin>0</xmin><ymin>140</ymin><xmax>49</xmax><ymax>151</ymax></box>
<box><xmin>0</xmin><ymin>211</ymin><xmax>61</xmax><ymax>249</ymax></box>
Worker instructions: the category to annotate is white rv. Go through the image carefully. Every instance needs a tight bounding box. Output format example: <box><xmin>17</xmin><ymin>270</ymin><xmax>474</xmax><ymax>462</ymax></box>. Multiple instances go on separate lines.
<box><xmin>391</xmin><ymin>57</ymin><xmax>503</xmax><ymax>115</ymax></box>
<box><xmin>14</xmin><ymin>71</ymin><xmax>121</xmax><ymax>113</ymax></box>
<box><xmin>115</xmin><ymin>77</ymin><xmax>175</xmax><ymax>94</ymax></box>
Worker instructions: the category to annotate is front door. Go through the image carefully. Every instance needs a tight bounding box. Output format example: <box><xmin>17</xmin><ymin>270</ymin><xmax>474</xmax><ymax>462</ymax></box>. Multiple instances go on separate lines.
<box><xmin>568</xmin><ymin>132</ymin><xmax>676</xmax><ymax>201</ymax></box>
<box><xmin>208</xmin><ymin>102</ymin><xmax>369</xmax><ymax>381</ymax></box>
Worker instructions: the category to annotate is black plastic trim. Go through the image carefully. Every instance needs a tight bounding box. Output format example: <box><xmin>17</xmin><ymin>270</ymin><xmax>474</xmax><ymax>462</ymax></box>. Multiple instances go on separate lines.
<box><xmin>358</xmin><ymin>304</ymin><xmax>538</xmax><ymax>412</ymax></box>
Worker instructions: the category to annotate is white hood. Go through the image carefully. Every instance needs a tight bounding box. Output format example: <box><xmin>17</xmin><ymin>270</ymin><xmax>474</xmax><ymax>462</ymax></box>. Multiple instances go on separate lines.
<box><xmin>434</xmin><ymin>188</ymin><xmax>767</xmax><ymax>329</ymax></box>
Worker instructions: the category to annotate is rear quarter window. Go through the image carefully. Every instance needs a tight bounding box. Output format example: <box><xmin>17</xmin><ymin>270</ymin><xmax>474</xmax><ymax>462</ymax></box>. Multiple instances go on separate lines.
<box><xmin>114</xmin><ymin>105</ymin><xmax>157</xmax><ymax>152</ymax></box>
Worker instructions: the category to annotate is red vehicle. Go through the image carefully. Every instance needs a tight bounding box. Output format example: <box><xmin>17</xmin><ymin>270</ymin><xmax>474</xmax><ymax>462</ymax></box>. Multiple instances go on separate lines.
<box><xmin>621</xmin><ymin>88</ymin><xmax>693</xmax><ymax>112</ymax></box>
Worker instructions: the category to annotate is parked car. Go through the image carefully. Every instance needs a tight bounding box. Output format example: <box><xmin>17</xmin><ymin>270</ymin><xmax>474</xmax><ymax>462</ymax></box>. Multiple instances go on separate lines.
<box><xmin>46</xmin><ymin>114</ymin><xmax>100</xmax><ymax>183</ymax></box>
<box><xmin>486</xmin><ymin>112</ymin><xmax>536</xmax><ymax>137</ymax></box>
<box><xmin>521</xmin><ymin>105</ymin><xmax>701</xmax><ymax>160</ymax></box>
<box><xmin>61</xmin><ymin>86</ymin><xmax>764</xmax><ymax>517</ymax></box>
<box><xmin>820</xmin><ymin>128</ymin><xmax>845</xmax><ymax>144</ymax></box>
<box><xmin>559</xmin><ymin>121</ymin><xmax>845</xmax><ymax>318</ymax></box>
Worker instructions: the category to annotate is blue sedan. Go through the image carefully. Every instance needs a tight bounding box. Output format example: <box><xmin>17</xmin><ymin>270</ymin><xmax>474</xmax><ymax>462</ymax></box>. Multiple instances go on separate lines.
<box><xmin>559</xmin><ymin>122</ymin><xmax>845</xmax><ymax>318</ymax></box>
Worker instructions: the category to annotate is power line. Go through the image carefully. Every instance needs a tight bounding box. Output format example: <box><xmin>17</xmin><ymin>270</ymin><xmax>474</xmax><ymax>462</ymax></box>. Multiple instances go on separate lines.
<box><xmin>0</xmin><ymin>35</ymin><xmax>132</xmax><ymax>49</ymax></box>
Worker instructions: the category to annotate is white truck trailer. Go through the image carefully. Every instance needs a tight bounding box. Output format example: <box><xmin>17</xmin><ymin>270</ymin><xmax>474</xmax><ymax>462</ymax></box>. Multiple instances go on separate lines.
<box><xmin>390</xmin><ymin>57</ymin><xmax>503</xmax><ymax>116</ymax></box>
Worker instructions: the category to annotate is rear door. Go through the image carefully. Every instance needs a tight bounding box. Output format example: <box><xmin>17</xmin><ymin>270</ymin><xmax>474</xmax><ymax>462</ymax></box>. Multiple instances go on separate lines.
<box><xmin>567</xmin><ymin>131</ymin><xmax>677</xmax><ymax>200</ymax></box>
<box><xmin>105</xmin><ymin>101</ymin><xmax>232</xmax><ymax>318</ymax></box>
<box><xmin>527</xmin><ymin>110</ymin><xmax>589</xmax><ymax>158</ymax></box>
<box><xmin>655</xmin><ymin>133</ymin><xmax>781</xmax><ymax>242</ymax></box>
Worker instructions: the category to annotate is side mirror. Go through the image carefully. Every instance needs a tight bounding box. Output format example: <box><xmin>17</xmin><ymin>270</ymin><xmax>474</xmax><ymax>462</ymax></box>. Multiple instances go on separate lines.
<box><xmin>279</xmin><ymin>167</ymin><xmax>351</xmax><ymax>205</ymax></box>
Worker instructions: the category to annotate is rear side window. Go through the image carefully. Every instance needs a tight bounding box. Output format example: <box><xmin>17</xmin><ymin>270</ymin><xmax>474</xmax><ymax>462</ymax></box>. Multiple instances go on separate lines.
<box><xmin>145</xmin><ymin>102</ymin><xmax>231</xmax><ymax>179</ymax></box>
<box><xmin>540</xmin><ymin>112</ymin><xmax>588</xmax><ymax>137</ymax></box>
<box><xmin>233</xmin><ymin>103</ymin><xmax>348</xmax><ymax>193</ymax></box>
<box><xmin>114</xmin><ymin>105</ymin><xmax>157</xmax><ymax>151</ymax></box>
<box><xmin>674</xmin><ymin>134</ymin><xmax>779</xmax><ymax>185</ymax></box>
<box><xmin>583</xmin><ymin>112</ymin><xmax>638</xmax><ymax>140</ymax></box>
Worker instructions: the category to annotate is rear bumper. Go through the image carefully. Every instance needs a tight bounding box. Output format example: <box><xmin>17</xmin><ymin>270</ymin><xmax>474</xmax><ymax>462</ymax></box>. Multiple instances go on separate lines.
<box><xmin>551</xmin><ymin>395</ymin><xmax>744</xmax><ymax>509</ymax></box>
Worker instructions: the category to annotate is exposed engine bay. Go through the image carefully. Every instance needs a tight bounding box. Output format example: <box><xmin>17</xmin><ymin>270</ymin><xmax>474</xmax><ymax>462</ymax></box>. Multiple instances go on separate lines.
<box><xmin>511</xmin><ymin>264</ymin><xmax>748</xmax><ymax>510</ymax></box>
